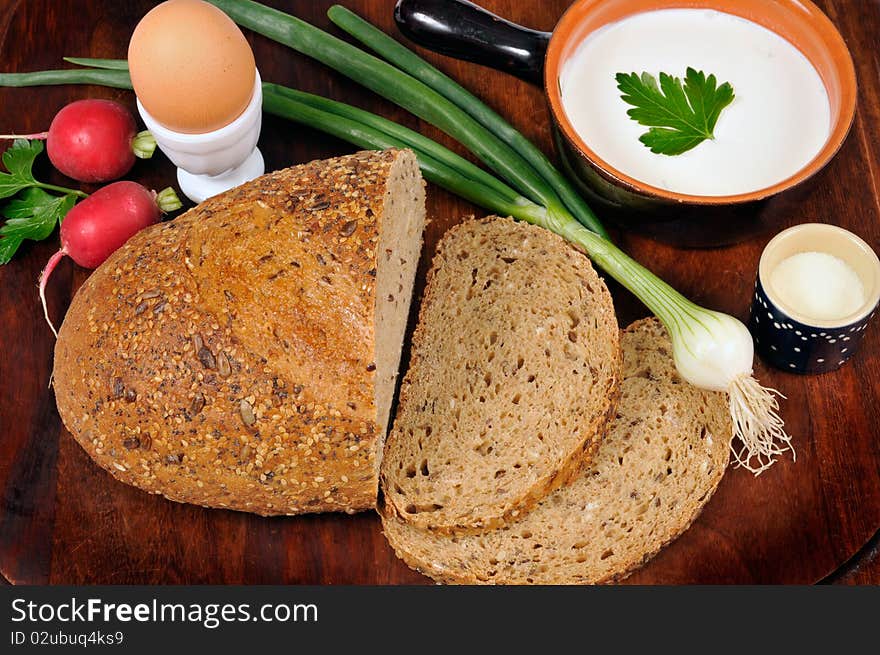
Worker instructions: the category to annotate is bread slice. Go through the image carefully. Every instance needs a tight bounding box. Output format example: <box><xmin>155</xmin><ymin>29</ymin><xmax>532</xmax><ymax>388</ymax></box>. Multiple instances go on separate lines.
<box><xmin>382</xmin><ymin>318</ymin><xmax>731</xmax><ymax>583</ymax></box>
<box><xmin>53</xmin><ymin>149</ymin><xmax>425</xmax><ymax>516</ymax></box>
<box><xmin>381</xmin><ymin>216</ymin><xmax>621</xmax><ymax>533</ymax></box>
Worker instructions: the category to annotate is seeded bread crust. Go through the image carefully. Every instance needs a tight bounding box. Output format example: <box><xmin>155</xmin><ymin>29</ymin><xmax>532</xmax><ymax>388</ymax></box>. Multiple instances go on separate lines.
<box><xmin>381</xmin><ymin>216</ymin><xmax>621</xmax><ymax>534</ymax></box>
<box><xmin>53</xmin><ymin>150</ymin><xmax>423</xmax><ymax>516</ymax></box>
<box><xmin>382</xmin><ymin>318</ymin><xmax>732</xmax><ymax>584</ymax></box>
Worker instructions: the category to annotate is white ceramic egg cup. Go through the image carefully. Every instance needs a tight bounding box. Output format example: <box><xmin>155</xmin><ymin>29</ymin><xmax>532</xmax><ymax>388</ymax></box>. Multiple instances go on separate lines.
<box><xmin>137</xmin><ymin>69</ymin><xmax>265</xmax><ymax>204</ymax></box>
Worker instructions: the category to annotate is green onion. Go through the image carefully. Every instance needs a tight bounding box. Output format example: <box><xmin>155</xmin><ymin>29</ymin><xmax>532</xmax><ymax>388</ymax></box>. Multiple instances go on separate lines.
<box><xmin>62</xmin><ymin>57</ymin><xmax>131</xmax><ymax>70</ymax></box>
<box><xmin>263</xmin><ymin>87</ymin><xmax>539</xmax><ymax>221</ymax></box>
<box><xmin>0</xmin><ymin>68</ymin><xmax>132</xmax><ymax>89</ymax></box>
<box><xmin>265</xmin><ymin>83</ymin><xmax>519</xmax><ymax>203</ymax></box>
<box><xmin>205</xmin><ymin>0</ymin><xmax>792</xmax><ymax>473</ymax></box>
<box><xmin>9</xmin><ymin>32</ymin><xmax>790</xmax><ymax>471</ymax></box>
<box><xmin>266</xmin><ymin>94</ymin><xmax>791</xmax><ymax>471</ymax></box>
<box><xmin>326</xmin><ymin>4</ymin><xmax>607</xmax><ymax>238</ymax></box>
<box><xmin>18</xmin><ymin>61</ymin><xmax>540</xmax><ymax>228</ymax></box>
<box><xmin>205</xmin><ymin>0</ymin><xmax>575</xmax><ymax>227</ymax></box>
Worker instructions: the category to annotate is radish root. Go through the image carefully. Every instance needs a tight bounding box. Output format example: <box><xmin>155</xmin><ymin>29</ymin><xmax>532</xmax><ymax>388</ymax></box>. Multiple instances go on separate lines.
<box><xmin>0</xmin><ymin>132</ymin><xmax>49</xmax><ymax>140</ymax></box>
<box><xmin>39</xmin><ymin>248</ymin><xmax>66</xmax><ymax>338</ymax></box>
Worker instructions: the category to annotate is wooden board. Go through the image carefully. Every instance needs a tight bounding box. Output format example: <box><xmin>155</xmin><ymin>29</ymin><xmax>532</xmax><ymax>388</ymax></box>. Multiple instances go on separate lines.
<box><xmin>0</xmin><ymin>0</ymin><xmax>878</xmax><ymax>585</ymax></box>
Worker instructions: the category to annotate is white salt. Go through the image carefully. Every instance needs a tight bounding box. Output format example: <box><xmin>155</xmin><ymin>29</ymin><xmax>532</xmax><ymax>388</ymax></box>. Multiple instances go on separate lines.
<box><xmin>769</xmin><ymin>251</ymin><xmax>865</xmax><ymax>321</ymax></box>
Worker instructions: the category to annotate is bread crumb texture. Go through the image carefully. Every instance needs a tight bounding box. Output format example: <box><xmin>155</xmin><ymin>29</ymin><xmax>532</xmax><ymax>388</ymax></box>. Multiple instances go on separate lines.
<box><xmin>382</xmin><ymin>318</ymin><xmax>732</xmax><ymax>583</ymax></box>
<box><xmin>53</xmin><ymin>150</ymin><xmax>420</xmax><ymax>516</ymax></box>
<box><xmin>381</xmin><ymin>216</ymin><xmax>621</xmax><ymax>533</ymax></box>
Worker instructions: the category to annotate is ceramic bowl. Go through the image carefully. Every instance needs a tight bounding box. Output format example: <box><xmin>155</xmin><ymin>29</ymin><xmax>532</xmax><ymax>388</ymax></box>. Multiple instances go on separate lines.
<box><xmin>545</xmin><ymin>0</ymin><xmax>857</xmax><ymax>221</ymax></box>
<box><xmin>396</xmin><ymin>0</ymin><xmax>858</xmax><ymax>246</ymax></box>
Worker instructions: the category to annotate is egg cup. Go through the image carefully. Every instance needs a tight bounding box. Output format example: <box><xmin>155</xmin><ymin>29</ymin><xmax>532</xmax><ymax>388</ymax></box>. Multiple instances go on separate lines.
<box><xmin>137</xmin><ymin>69</ymin><xmax>265</xmax><ymax>203</ymax></box>
<box><xmin>748</xmin><ymin>224</ymin><xmax>880</xmax><ymax>374</ymax></box>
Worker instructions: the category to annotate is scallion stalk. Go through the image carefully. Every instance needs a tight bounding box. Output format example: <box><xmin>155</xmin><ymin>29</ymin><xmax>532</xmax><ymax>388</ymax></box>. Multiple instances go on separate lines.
<box><xmin>205</xmin><ymin>0</ymin><xmax>574</xmax><ymax>226</ymax></box>
<box><xmin>0</xmin><ymin>68</ymin><xmax>132</xmax><ymax>89</ymax></box>
<box><xmin>62</xmin><ymin>57</ymin><xmax>131</xmax><ymax>71</ymax></box>
<box><xmin>263</xmin><ymin>87</ymin><xmax>539</xmax><ymax>220</ymax></box>
<box><xmin>9</xmin><ymin>42</ymin><xmax>790</xmax><ymax>471</ymax></box>
<box><xmin>265</xmin><ymin>83</ymin><xmax>519</xmax><ymax>203</ymax></box>
<box><xmin>206</xmin><ymin>0</ymin><xmax>792</xmax><ymax>473</ymax></box>
<box><xmin>326</xmin><ymin>4</ymin><xmax>608</xmax><ymax>238</ymax></box>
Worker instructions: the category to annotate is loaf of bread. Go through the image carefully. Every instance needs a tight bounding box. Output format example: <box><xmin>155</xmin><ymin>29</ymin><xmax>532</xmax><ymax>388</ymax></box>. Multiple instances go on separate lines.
<box><xmin>381</xmin><ymin>217</ymin><xmax>621</xmax><ymax>533</ymax></box>
<box><xmin>382</xmin><ymin>318</ymin><xmax>731</xmax><ymax>583</ymax></box>
<box><xmin>53</xmin><ymin>149</ymin><xmax>426</xmax><ymax>515</ymax></box>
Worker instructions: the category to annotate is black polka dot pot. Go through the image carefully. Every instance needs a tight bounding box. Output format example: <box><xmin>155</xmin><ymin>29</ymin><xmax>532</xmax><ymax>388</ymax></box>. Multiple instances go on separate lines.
<box><xmin>749</xmin><ymin>276</ymin><xmax>874</xmax><ymax>374</ymax></box>
<box><xmin>748</xmin><ymin>223</ymin><xmax>880</xmax><ymax>375</ymax></box>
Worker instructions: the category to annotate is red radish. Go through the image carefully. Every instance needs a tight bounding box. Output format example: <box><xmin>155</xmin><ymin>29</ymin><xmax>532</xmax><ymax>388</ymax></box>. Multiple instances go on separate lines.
<box><xmin>0</xmin><ymin>99</ymin><xmax>156</xmax><ymax>183</ymax></box>
<box><xmin>40</xmin><ymin>181</ymin><xmax>181</xmax><ymax>336</ymax></box>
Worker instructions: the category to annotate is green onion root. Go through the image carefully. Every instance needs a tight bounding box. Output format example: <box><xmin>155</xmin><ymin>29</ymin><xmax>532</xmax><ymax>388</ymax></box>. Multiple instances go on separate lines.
<box><xmin>728</xmin><ymin>375</ymin><xmax>793</xmax><ymax>474</ymax></box>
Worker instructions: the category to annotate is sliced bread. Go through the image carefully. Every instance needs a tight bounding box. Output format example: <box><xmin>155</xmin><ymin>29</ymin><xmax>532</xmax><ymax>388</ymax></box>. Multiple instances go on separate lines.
<box><xmin>53</xmin><ymin>149</ymin><xmax>425</xmax><ymax>516</ymax></box>
<box><xmin>380</xmin><ymin>216</ymin><xmax>621</xmax><ymax>533</ymax></box>
<box><xmin>382</xmin><ymin>318</ymin><xmax>731</xmax><ymax>584</ymax></box>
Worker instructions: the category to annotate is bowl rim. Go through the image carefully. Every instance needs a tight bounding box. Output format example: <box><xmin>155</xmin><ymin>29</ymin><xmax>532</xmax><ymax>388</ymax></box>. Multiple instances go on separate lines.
<box><xmin>543</xmin><ymin>0</ymin><xmax>858</xmax><ymax>205</ymax></box>
<box><xmin>758</xmin><ymin>223</ymin><xmax>880</xmax><ymax>328</ymax></box>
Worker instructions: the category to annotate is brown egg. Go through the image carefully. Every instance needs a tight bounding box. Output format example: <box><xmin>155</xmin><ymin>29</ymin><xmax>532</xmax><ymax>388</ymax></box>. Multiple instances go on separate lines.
<box><xmin>128</xmin><ymin>0</ymin><xmax>256</xmax><ymax>134</ymax></box>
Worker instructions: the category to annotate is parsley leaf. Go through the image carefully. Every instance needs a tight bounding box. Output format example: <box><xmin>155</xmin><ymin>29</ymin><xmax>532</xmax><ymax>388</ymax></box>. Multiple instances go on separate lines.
<box><xmin>0</xmin><ymin>139</ymin><xmax>45</xmax><ymax>199</ymax></box>
<box><xmin>616</xmin><ymin>67</ymin><xmax>735</xmax><ymax>156</ymax></box>
<box><xmin>0</xmin><ymin>235</ymin><xmax>23</xmax><ymax>264</ymax></box>
<box><xmin>0</xmin><ymin>188</ymin><xmax>78</xmax><ymax>264</ymax></box>
<box><xmin>0</xmin><ymin>139</ymin><xmax>85</xmax><ymax>264</ymax></box>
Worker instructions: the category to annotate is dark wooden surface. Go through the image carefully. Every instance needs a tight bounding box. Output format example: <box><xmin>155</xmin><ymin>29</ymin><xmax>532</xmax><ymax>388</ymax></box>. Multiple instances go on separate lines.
<box><xmin>0</xmin><ymin>0</ymin><xmax>878</xmax><ymax>585</ymax></box>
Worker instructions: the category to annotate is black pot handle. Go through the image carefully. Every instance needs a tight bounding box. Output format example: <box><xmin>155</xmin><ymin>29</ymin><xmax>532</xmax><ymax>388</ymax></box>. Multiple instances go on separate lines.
<box><xmin>393</xmin><ymin>0</ymin><xmax>551</xmax><ymax>85</ymax></box>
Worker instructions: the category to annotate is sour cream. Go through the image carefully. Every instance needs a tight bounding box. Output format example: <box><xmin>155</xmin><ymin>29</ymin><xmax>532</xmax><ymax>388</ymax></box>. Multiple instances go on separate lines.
<box><xmin>559</xmin><ymin>9</ymin><xmax>831</xmax><ymax>196</ymax></box>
